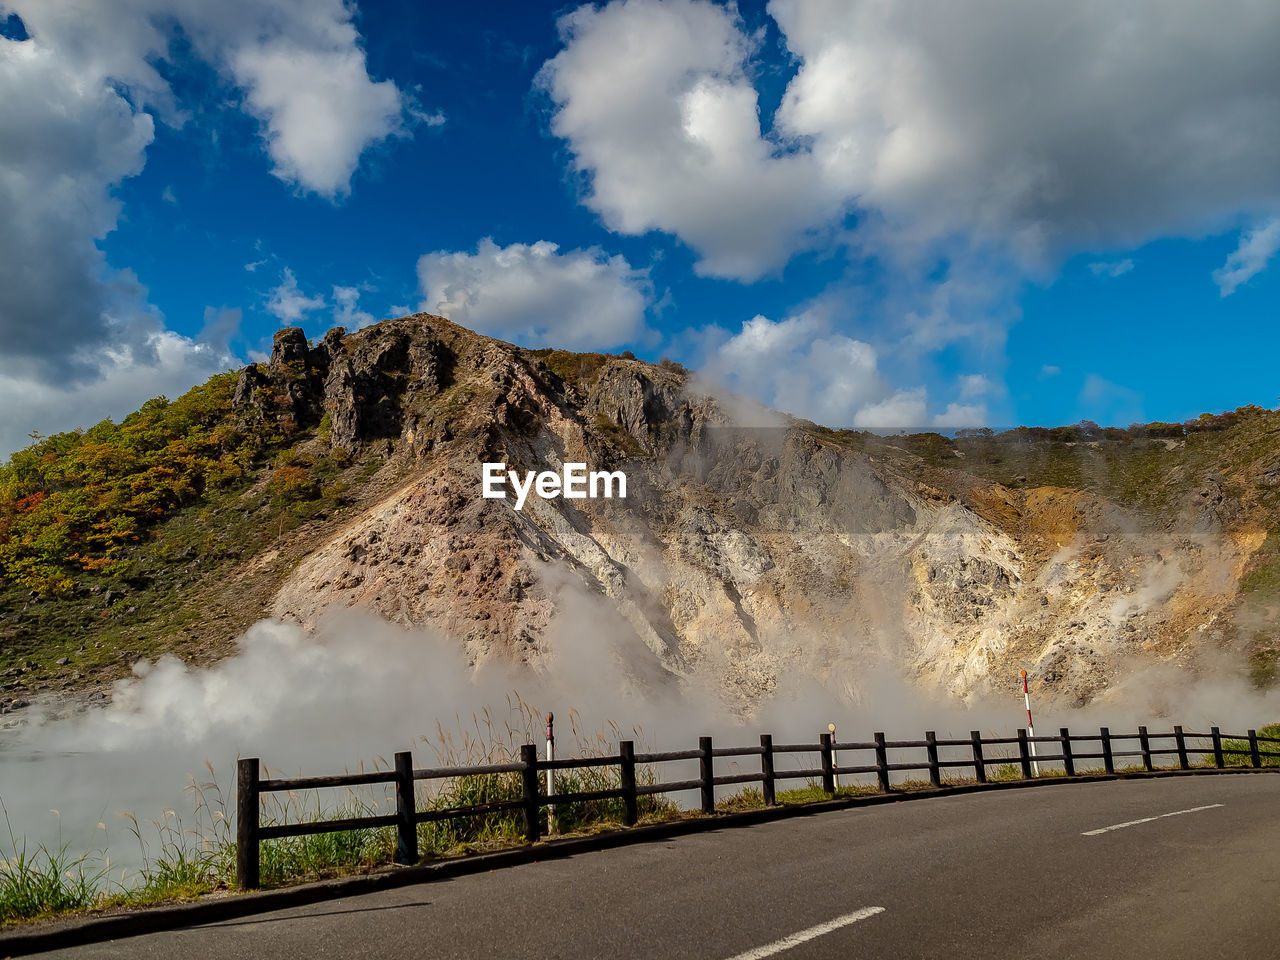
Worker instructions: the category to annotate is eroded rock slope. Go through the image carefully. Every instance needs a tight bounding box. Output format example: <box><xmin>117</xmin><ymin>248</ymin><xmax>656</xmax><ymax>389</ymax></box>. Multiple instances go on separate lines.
<box><xmin>226</xmin><ymin>315</ymin><xmax>1274</xmax><ymax>709</ymax></box>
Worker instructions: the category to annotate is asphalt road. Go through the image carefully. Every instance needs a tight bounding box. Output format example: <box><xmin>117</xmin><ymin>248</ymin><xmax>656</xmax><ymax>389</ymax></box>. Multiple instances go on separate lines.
<box><xmin>34</xmin><ymin>775</ymin><xmax>1280</xmax><ymax>959</ymax></box>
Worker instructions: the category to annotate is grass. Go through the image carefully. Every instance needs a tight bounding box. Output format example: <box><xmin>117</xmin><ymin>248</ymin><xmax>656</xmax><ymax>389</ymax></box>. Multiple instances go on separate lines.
<box><xmin>259</xmin><ymin>798</ymin><xmax>395</xmax><ymax>888</ymax></box>
<box><xmin>1219</xmin><ymin>724</ymin><xmax>1280</xmax><ymax>767</ymax></box>
<box><xmin>6</xmin><ymin>719</ymin><xmax>1279</xmax><ymax>927</ymax></box>
<box><xmin>0</xmin><ymin>838</ymin><xmax>103</xmax><ymax>924</ymax></box>
<box><xmin>0</xmin><ymin>419</ymin><xmax>395</xmax><ymax>687</ymax></box>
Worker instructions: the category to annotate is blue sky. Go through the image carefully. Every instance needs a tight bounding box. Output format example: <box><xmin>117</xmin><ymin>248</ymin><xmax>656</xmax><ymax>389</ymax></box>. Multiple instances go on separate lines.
<box><xmin>1</xmin><ymin>0</ymin><xmax>1278</xmax><ymax>455</ymax></box>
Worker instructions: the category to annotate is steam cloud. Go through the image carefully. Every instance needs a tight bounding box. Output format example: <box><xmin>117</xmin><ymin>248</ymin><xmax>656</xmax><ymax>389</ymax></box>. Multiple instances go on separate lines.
<box><xmin>2</xmin><ymin>575</ymin><xmax>1274</xmax><ymax>877</ymax></box>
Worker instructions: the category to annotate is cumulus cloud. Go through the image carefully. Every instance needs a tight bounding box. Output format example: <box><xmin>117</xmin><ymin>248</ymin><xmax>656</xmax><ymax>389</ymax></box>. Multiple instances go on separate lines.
<box><xmin>853</xmin><ymin>389</ymin><xmax>929</xmax><ymax>430</ymax></box>
<box><xmin>228</xmin><ymin>32</ymin><xmax>405</xmax><ymax>199</ymax></box>
<box><xmin>0</xmin><ymin>1</ymin><xmax>412</xmax><ymax>395</ymax></box>
<box><xmin>537</xmin><ymin>0</ymin><xmax>838</xmax><ymax>280</ymax></box>
<box><xmin>0</xmin><ymin>330</ymin><xmax>236</xmax><ymax>458</ymax></box>
<box><xmin>10</xmin><ymin>1</ymin><xmax>411</xmax><ymax>198</ymax></box>
<box><xmin>265</xmin><ymin>268</ymin><xmax>325</xmax><ymax>326</ymax></box>
<box><xmin>541</xmin><ymin>0</ymin><xmax>1280</xmax><ymax>278</ymax></box>
<box><xmin>701</xmin><ymin>312</ymin><xmax>944</xmax><ymax>429</ymax></box>
<box><xmin>417</xmin><ymin>238</ymin><xmax>650</xmax><ymax>349</ymax></box>
<box><xmin>699</xmin><ymin>311</ymin><xmax>1010</xmax><ymax>430</ymax></box>
<box><xmin>0</xmin><ymin>33</ymin><xmax>155</xmax><ymax>381</ymax></box>
<box><xmin>929</xmin><ymin>373</ymin><xmax>993</xmax><ymax>427</ymax></box>
<box><xmin>1213</xmin><ymin>219</ymin><xmax>1280</xmax><ymax>296</ymax></box>
<box><xmin>932</xmin><ymin>403</ymin><xmax>987</xmax><ymax>429</ymax></box>
<box><xmin>703</xmin><ymin>313</ymin><xmax>881</xmax><ymax>425</ymax></box>
<box><xmin>772</xmin><ymin>0</ymin><xmax>1280</xmax><ymax>264</ymax></box>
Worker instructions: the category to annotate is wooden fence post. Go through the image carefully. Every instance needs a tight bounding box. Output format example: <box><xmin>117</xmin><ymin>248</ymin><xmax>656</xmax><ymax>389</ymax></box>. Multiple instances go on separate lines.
<box><xmin>1060</xmin><ymin>728</ymin><xmax>1075</xmax><ymax>777</ymax></box>
<box><xmin>970</xmin><ymin>731</ymin><xmax>987</xmax><ymax>784</ymax></box>
<box><xmin>699</xmin><ymin>736</ymin><xmax>715</xmax><ymax>814</ymax></box>
<box><xmin>394</xmin><ymin>750</ymin><xmax>418</xmax><ymax>865</ymax></box>
<box><xmin>619</xmin><ymin>740</ymin><xmax>638</xmax><ymax>827</ymax></box>
<box><xmin>1101</xmin><ymin>727</ymin><xmax>1115</xmax><ymax>775</ymax></box>
<box><xmin>760</xmin><ymin>734</ymin><xmax>776</xmax><ymax>806</ymax></box>
<box><xmin>1017</xmin><ymin>729</ymin><xmax>1032</xmax><ymax>779</ymax></box>
<box><xmin>1211</xmin><ymin>727</ymin><xmax>1224</xmax><ymax>769</ymax></box>
<box><xmin>925</xmin><ymin>731</ymin><xmax>941</xmax><ymax>788</ymax></box>
<box><xmin>236</xmin><ymin>757</ymin><xmax>260</xmax><ymax>891</ymax></box>
<box><xmin>1138</xmin><ymin>726</ymin><xmax>1153</xmax><ymax>772</ymax></box>
<box><xmin>1249</xmin><ymin>730</ymin><xmax>1261</xmax><ymax>768</ymax></box>
<box><xmin>520</xmin><ymin>743</ymin><xmax>541</xmax><ymax>843</ymax></box>
<box><xmin>874</xmin><ymin>732</ymin><xmax>890</xmax><ymax>793</ymax></box>
<box><xmin>820</xmin><ymin>733</ymin><xmax>835</xmax><ymax>794</ymax></box>
<box><xmin>1174</xmin><ymin>726</ymin><xmax>1189</xmax><ymax>771</ymax></box>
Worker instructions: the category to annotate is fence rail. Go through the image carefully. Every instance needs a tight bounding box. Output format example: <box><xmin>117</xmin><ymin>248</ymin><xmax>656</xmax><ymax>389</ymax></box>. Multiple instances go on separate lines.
<box><xmin>234</xmin><ymin>724</ymin><xmax>1280</xmax><ymax>888</ymax></box>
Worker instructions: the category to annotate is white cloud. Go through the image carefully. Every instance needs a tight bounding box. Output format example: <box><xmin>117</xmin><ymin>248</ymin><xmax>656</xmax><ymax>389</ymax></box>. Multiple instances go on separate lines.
<box><xmin>9</xmin><ymin>1</ymin><xmax>413</xmax><ymax>200</ymax></box>
<box><xmin>0</xmin><ymin>0</ymin><xmax>415</xmax><ymax>407</ymax></box>
<box><xmin>932</xmin><ymin>403</ymin><xmax>988</xmax><ymax>429</ymax></box>
<box><xmin>773</xmin><ymin>0</ymin><xmax>1280</xmax><ymax>265</ymax></box>
<box><xmin>0</xmin><ymin>330</ymin><xmax>236</xmax><ymax>459</ymax></box>
<box><xmin>417</xmin><ymin>238</ymin><xmax>650</xmax><ymax>349</ymax></box>
<box><xmin>0</xmin><ymin>34</ymin><xmax>155</xmax><ymax>380</ymax></box>
<box><xmin>700</xmin><ymin>313</ymin><xmax>1010</xmax><ymax>429</ymax></box>
<box><xmin>1088</xmin><ymin>259</ymin><xmax>1135</xmax><ymax>278</ymax></box>
<box><xmin>925</xmin><ymin>373</ymin><xmax>996</xmax><ymax>428</ymax></box>
<box><xmin>228</xmin><ymin>35</ymin><xmax>405</xmax><ymax>199</ymax></box>
<box><xmin>853</xmin><ymin>389</ymin><xmax>928</xmax><ymax>430</ymax></box>
<box><xmin>265</xmin><ymin>268</ymin><xmax>325</xmax><ymax>326</ymax></box>
<box><xmin>1040</xmin><ymin>364</ymin><xmax>1062</xmax><ymax>379</ymax></box>
<box><xmin>957</xmin><ymin>373</ymin><xmax>993</xmax><ymax>400</ymax></box>
<box><xmin>332</xmin><ymin>285</ymin><xmax>376</xmax><ymax>330</ymax></box>
<box><xmin>1213</xmin><ymin>219</ymin><xmax>1280</xmax><ymax>296</ymax></box>
<box><xmin>537</xmin><ymin>0</ymin><xmax>838</xmax><ymax>280</ymax></box>
<box><xmin>701</xmin><ymin>312</ymin><xmax>940</xmax><ymax>429</ymax></box>
<box><xmin>705</xmin><ymin>313</ymin><xmax>880</xmax><ymax>424</ymax></box>
<box><xmin>541</xmin><ymin>0</ymin><xmax>1280</xmax><ymax>278</ymax></box>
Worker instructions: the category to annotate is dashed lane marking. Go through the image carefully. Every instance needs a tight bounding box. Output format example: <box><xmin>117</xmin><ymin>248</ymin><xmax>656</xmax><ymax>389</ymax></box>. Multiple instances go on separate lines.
<box><xmin>1082</xmin><ymin>803</ymin><xmax>1224</xmax><ymax>836</ymax></box>
<box><xmin>719</xmin><ymin>906</ymin><xmax>886</xmax><ymax>960</ymax></box>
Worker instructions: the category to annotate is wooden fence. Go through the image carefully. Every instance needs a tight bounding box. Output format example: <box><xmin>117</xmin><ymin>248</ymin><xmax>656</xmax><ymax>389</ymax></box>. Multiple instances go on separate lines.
<box><xmin>235</xmin><ymin>724</ymin><xmax>1279</xmax><ymax>889</ymax></box>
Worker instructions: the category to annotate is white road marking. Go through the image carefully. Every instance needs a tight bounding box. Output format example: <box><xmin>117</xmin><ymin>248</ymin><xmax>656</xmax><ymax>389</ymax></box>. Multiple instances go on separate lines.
<box><xmin>1082</xmin><ymin>803</ymin><xmax>1224</xmax><ymax>836</ymax></box>
<box><xmin>720</xmin><ymin>907</ymin><xmax>886</xmax><ymax>960</ymax></box>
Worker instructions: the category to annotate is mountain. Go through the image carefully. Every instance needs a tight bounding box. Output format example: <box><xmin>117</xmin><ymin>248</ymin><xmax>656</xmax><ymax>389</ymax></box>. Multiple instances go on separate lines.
<box><xmin>2</xmin><ymin>313</ymin><xmax>1278</xmax><ymax>715</ymax></box>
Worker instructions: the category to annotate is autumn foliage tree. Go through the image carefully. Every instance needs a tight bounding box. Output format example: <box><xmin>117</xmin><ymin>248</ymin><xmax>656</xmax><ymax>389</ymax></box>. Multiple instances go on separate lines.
<box><xmin>0</xmin><ymin>372</ymin><xmax>284</xmax><ymax>595</ymax></box>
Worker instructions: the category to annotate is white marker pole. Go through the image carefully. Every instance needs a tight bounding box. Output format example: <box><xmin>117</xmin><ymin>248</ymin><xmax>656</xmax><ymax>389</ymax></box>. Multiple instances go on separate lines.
<box><xmin>545</xmin><ymin>711</ymin><xmax>556</xmax><ymax>833</ymax></box>
<box><xmin>828</xmin><ymin>722</ymin><xmax>840</xmax><ymax>790</ymax></box>
<box><xmin>1021</xmin><ymin>670</ymin><xmax>1040</xmax><ymax>777</ymax></box>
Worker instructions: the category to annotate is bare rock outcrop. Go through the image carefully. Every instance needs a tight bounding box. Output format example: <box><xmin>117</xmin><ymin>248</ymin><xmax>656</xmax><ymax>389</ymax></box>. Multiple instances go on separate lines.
<box><xmin>243</xmin><ymin>313</ymin><xmax>1271</xmax><ymax>709</ymax></box>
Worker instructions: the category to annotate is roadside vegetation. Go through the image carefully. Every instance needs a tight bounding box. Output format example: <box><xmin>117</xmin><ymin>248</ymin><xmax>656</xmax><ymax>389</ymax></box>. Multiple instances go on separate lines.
<box><xmin>0</xmin><ymin>706</ymin><xmax>675</xmax><ymax>925</ymax></box>
<box><xmin>4</xmin><ymin>720</ymin><xmax>1279</xmax><ymax>928</ymax></box>
<box><xmin>0</xmin><ymin>368</ymin><xmax>391</xmax><ymax>685</ymax></box>
<box><xmin>1217</xmin><ymin>724</ymin><xmax>1280</xmax><ymax>767</ymax></box>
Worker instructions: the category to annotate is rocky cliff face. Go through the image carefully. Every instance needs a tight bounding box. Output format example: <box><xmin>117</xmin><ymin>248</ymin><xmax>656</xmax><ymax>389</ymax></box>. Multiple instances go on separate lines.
<box><xmin>229</xmin><ymin>314</ymin><xmax>1275</xmax><ymax>711</ymax></box>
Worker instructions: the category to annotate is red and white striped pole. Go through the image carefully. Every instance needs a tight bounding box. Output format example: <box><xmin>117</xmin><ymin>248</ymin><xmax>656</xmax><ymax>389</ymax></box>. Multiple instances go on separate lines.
<box><xmin>1021</xmin><ymin>670</ymin><xmax>1040</xmax><ymax>777</ymax></box>
<box><xmin>545</xmin><ymin>711</ymin><xmax>556</xmax><ymax>833</ymax></box>
<box><xmin>828</xmin><ymin>722</ymin><xmax>839</xmax><ymax>790</ymax></box>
